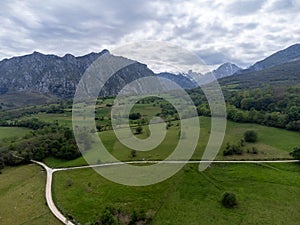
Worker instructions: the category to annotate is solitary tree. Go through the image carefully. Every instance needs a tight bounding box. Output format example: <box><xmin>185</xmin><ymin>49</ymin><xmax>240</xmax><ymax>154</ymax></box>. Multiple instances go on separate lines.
<box><xmin>222</xmin><ymin>192</ymin><xmax>237</xmax><ymax>208</ymax></box>
<box><xmin>131</xmin><ymin>150</ymin><xmax>137</xmax><ymax>158</ymax></box>
<box><xmin>290</xmin><ymin>147</ymin><xmax>300</xmax><ymax>160</ymax></box>
<box><xmin>244</xmin><ymin>130</ymin><xmax>258</xmax><ymax>142</ymax></box>
<box><xmin>135</xmin><ymin>126</ymin><xmax>143</xmax><ymax>134</ymax></box>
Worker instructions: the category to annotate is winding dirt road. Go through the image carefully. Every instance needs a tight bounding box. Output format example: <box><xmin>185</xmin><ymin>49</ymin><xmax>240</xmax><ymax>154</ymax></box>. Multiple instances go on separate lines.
<box><xmin>31</xmin><ymin>160</ymin><xmax>75</xmax><ymax>225</ymax></box>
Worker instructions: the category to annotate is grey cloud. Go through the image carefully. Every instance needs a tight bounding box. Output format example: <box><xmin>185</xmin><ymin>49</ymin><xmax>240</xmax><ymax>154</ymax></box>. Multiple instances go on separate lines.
<box><xmin>267</xmin><ymin>0</ymin><xmax>297</xmax><ymax>12</ymax></box>
<box><xmin>0</xmin><ymin>0</ymin><xmax>155</xmax><ymax>56</ymax></box>
<box><xmin>238</xmin><ymin>42</ymin><xmax>258</xmax><ymax>50</ymax></box>
<box><xmin>196</xmin><ymin>48</ymin><xmax>234</xmax><ymax>65</ymax></box>
<box><xmin>233</xmin><ymin>22</ymin><xmax>258</xmax><ymax>30</ymax></box>
<box><xmin>0</xmin><ymin>0</ymin><xmax>299</xmax><ymax>71</ymax></box>
<box><xmin>226</xmin><ymin>0</ymin><xmax>266</xmax><ymax>16</ymax></box>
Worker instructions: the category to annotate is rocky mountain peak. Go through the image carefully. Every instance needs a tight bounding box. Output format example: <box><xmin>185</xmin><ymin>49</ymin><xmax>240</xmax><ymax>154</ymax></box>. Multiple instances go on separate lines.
<box><xmin>212</xmin><ymin>62</ymin><xmax>242</xmax><ymax>79</ymax></box>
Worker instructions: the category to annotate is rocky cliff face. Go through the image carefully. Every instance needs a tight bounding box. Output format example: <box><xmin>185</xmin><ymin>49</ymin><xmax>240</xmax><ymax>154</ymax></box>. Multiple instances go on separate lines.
<box><xmin>0</xmin><ymin>50</ymin><xmax>154</xmax><ymax>98</ymax></box>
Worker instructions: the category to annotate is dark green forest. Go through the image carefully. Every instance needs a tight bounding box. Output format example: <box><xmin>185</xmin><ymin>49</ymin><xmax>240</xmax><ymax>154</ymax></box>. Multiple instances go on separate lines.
<box><xmin>189</xmin><ymin>84</ymin><xmax>300</xmax><ymax>131</ymax></box>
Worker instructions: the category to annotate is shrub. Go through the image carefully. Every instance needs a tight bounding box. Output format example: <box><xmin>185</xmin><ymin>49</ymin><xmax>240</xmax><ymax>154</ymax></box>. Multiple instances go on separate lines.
<box><xmin>244</xmin><ymin>130</ymin><xmax>258</xmax><ymax>142</ymax></box>
<box><xmin>98</xmin><ymin>206</ymin><xmax>117</xmax><ymax>225</ymax></box>
<box><xmin>131</xmin><ymin>150</ymin><xmax>137</xmax><ymax>158</ymax></box>
<box><xmin>239</xmin><ymin>139</ymin><xmax>245</xmax><ymax>147</ymax></box>
<box><xmin>135</xmin><ymin>126</ymin><xmax>143</xmax><ymax>134</ymax></box>
<box><xmin>129</xmin><ymin>209</ymin><xmax>147</xmax><ymax>225</ymax></box>
<box><xmin>129</xmin><ymin>112</ymin><xmax>141</xmax><ymax>120</ymax></box>
<box><xmin>66</xmin><ymin>179</ymin><xmax>73</xmax><ymax>187</ymax></box>
<box><xmin>252</xmin><ymin>147</ymin><xmax>258</xmax><ymax>154</ymax></box>
<box><xmin>222</xmin><ymin>192</ymin><xmax>237</xmax><ymax>208</ymax></box>
<box><xmin>223</xmin><ymin>143</ymin><xmax>243</xmax><ymax>156</ymax></box>
<box><xmin>290</xmin><ymin>147</ymin><xmax>300</xmax><ymax>160</ymax></box>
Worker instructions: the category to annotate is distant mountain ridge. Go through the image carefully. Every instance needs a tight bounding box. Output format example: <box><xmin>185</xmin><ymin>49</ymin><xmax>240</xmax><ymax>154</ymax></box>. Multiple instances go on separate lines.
<box><xmin>215</xmin><ymin>43</ymin><xmax>300</xmax><ymax>89</ymax></box>
<box><xmin>0</xmin><ymin>43</ymin><xmax>300</xmax><ymax>102</ymax></box>
<box><xmin>0</xmin><ymin>50</ymin><xmax>155</xmax><ymax>98</ymax></box>
<box><xmin>0</xmin><ymin>50</ymin><xmax>107</xmax><ymax>97</ymax></box>
<box><xmin>219</xmin><ymin>58</ymin><xmax>300</xmax><ymax>89</ymax></box>
<box><xmin>241</xmin><ymin>44</ymin><xmax>300</xmax><ymax>73</ymax></box>
<box><xmin>0</xmin><ymin>50</ymin><xmax>201</xmax><ymax>100</ymax></box>
<box><xmin>157</xmin><ymin>72</ymin><xmax>198</xmax><ymax>89</ymax></box>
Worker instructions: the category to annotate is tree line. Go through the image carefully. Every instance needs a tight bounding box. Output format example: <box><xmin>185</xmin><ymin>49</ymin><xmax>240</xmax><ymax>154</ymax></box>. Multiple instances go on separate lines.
<box><xmin>0</xmin><ymin>119</ymin><xmax>83</xmax><ymax>171</ymax></box>
<box><xmin>190</xmin><ymin>85</ymin><xmax>300</xmax><ymax>131</ymax></box>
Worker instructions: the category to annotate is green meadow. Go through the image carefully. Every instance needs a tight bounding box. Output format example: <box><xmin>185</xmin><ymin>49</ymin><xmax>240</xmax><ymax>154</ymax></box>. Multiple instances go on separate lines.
<box><xmin>53</xmin><ymin>163</ymin><xmax>300</xmax><ymax>225</ymax></box>
<box><xmin>0</xmin><ymin>127</ymin><xmax>30</xmax><ymax>142</ymax></box>
<box><xmin>48</xmin><ymin>115</ymin><xmax>300</xmax><ymax>224</ymax></box>
<box><xmin>44</xmin><ymin>116</ymin><xmax>300</xmax><ymax>168</ymax></box>
<box><xmin>2</xmin><ymin>100</ymin><xmax>299</xmax><ymax>225</ymax></box>
<box><xmin>0</xmin><ymin>165</ymin><xmax>61</xmax><ymax>225</ymax></box>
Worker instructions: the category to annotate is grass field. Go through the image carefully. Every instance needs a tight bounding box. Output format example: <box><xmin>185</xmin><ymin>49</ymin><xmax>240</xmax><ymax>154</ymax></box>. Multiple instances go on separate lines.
<box><xmin>2</xmin><ymin>103</ymin><xmax>300</xmax><ymax>225</ymax></box>
<box><xmin>53</xmin><ymin>163</ymin><xmax>300</xmax><ymax>225</ymax></box>
<box><xmin>44</xmin><ymin>116</ymin><xmax>300</xmax><ymax>168</ymax></box>
<box><xmin>0</xmin><ymin>126</ymin><xmax>30</xmax><ymax>142</ymax></box>
<box><xmin>0</xmin><ymin>91</ymin><xmax>56</xmax><ymax>109</ymax></box>
<box><xmin>24</xmin><ymin>112</ymin><xmax>72</xmax><ymax>127</ymax></box>
<box><xmin>0</xmin><ymin>165</ymin><xmax>61</xmax><ymax>225</ymax></box>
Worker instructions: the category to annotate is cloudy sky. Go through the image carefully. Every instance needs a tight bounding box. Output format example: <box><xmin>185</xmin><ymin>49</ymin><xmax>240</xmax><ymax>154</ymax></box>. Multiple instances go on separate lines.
<box><xmin>0</xmin><ymin>0</ymin><xmax>299</xmax><ymax>71</ymax></box>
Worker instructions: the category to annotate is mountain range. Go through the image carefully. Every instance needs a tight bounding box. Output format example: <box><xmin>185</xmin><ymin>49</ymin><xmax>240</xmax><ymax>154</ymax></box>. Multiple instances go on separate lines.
<box><xmin>219</xmin><ymin>43</ymin><xmax>300</xmax><ymax>88</ymax></box>
<box><xmin>0</xmin><ymin>50</ymin><xmax>161</xmax><ymax>99</ymax></box>
<box><xmin>244</xmin><ymin>44</ymin><xmax>300</xmax><ymax>72</ymax></box>
<box><xmin>0</xmin><ymin>43</ymin><xmax>300</xmax><ymax>106</ymax></box>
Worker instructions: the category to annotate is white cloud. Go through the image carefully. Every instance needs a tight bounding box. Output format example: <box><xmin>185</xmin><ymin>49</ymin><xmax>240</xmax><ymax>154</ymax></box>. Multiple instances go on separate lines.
<box><xmin>0</xmin><ymin>0</ymin><xmax>299</xmax><ymax>71</ymax></box>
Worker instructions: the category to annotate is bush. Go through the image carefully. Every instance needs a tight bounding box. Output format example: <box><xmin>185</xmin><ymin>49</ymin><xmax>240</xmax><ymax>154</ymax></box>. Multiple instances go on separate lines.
<box><xmin>66</xmin><ymin>179</ymin><xmax>73</xmax><ymax>187</ymax></box>
<box><xmin>129</xmin><ymin>112</ymin><xmax>141</xmax><ymax>120</ymax></box>
<box><xmin>222</xmin><ymin>192</ymin><xmax>237</xmax><ymax>208</ymax></box>
<box><xmin>244</xmin><ymin>130</ymin><xmax>258</xmax><ymax>142</ymax></box>
<box><xmin>252</xmin><ymin>147</ymin><xmax>258</xmax><ymax>154</ymax></box>
<box><xmin>290</xmin><ymin>147</ymin><xmax>300</xmax><ymax>160</ymax></box>
<box><xmin>129</xmin><ymin>209</ymin><xmax>147</xmax><ymax>225</ymax></box>
<box><xmin>98</xmin><ymin>206</ymin><xmax>117</xmax><ymax>225</ymax></box>
<box><xmin>223</xmin><ymin>143</ymin><xmax>243</xmax><ymax>156</ymax></box>
<box><xmin>135</xmin><ymin>126</ymin><xmax>143</xmax><ymax>134</ymax></box>
<box><xmin>131</xmin><ymin>150</ymin><xmax>137</xmax><ymax>158</ymax></box>
<box><xmin>239</xmin><ymin>139</ymin><xmax>245</xmax><ymax>147</ymax></box>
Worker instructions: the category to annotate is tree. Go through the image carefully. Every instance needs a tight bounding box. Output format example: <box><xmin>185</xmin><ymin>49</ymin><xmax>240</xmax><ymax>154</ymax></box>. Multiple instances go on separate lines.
<box><xmin>129</xmin><ymin>112</ymin><xmax>141</xmax><ymax>120</ymax></box>
<box><xmin>223</xmin><ymin>143</ymin><xmax>243</xmax><ymax>156</ymax></box>
<box><xmin>251</xmin><ymin>147</ymin><xmax>258</xmax><ymax>154</ymax></box>
<box><xmin>129</xmin><ymin>209</ymin><xmax>147</xmax><ymax>225</ymax></box>
<box><xmin>131</xmin><ymin>150</ymin><xmax>137</xmax><ymax>158</ymax></box>
<box><xmin>239</xmin><ymin>139</ymin><xmax>245</xmax><ymax>147</ymax></box>
<box><xmin>287</xmin><ymin>106</ymin><xmax>300</xmax><ymax>122</ymax></box>
<box><xmin>0</xmin><ymin>157</ymin><xmax>4</xmax><ymax>170</ymax></box>
<box><xmin>222</xmin><ymin>192</ymin><xmax>237</xmax><ymax>208</ymax></box>
<box><xmin>290</xmin><ymin>147</ymin><xmax>300</xmax><ymax>160</ymax></box>
<box><xmin>135</xmin><ymin>126</ymin><xmax>143</xmax><ymax>134</ymax></box>
<box><xmin>286</xmin><ymin>120</ymin><xmax>300</xmax><ymax>131</ymax></box>
<box><xmin>99</xmin><ymin>207</ymin><xmax>117</xmax><ymax>225</ymax></box>
<box><xmin>244</xmin><ymin>130</ymin><xmax>258</xmax><ymax>143</ymax></box>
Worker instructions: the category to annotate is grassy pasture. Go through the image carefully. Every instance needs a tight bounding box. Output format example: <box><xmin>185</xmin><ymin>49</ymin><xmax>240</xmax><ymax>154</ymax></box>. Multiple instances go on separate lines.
<box><xmin>53</xmin><ymin>163</ymin><xmax>300</xmax><ymax>225</ymax></box>
<box><xmin>44</xmin><ymin>116</ymin><xmax>300</xmax><ymax>168</ymax></box>
<box><xmin>0</xmin><ymin>165</ymin><xmax>61</xmax><ymax>225</ymax></box>
<box><xmin>0</xmin><ymin>126</ymin><xmax>30</xmax><ymax>142</ymax></box>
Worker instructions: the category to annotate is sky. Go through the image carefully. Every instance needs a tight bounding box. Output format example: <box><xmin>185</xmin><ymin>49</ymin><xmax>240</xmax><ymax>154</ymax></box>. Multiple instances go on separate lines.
<box><xmin>0</xmin><ymin>0</ymin><xmax>300</xmax><ymax>72</ymax></box>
